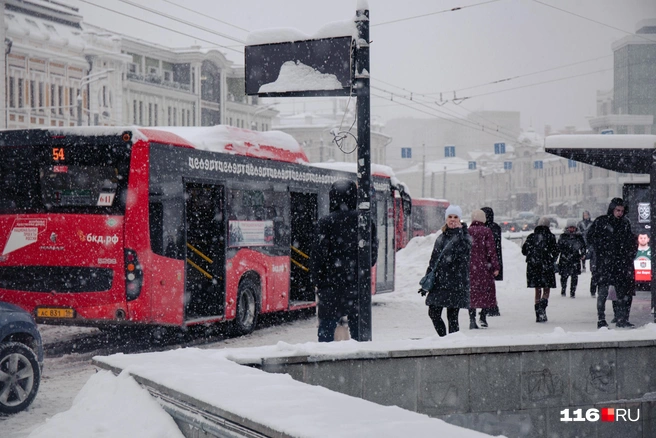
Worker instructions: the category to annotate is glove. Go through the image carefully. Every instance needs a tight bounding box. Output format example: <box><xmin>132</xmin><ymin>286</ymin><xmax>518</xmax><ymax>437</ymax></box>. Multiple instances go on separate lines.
<box><xmin>418</xmin><ymin>288</ymin><xmax>428</xmax><ymax>296</ymax></box>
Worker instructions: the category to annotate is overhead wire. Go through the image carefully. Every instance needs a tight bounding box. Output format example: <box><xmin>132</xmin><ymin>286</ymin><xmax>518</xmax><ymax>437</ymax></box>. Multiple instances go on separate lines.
<box><xmin>78</xmin><ymin>0</ymin><xmax>243</xmax><ymax>53</ymax></box>
<box><xmin>114</xmin><ymin>0</ymin><xmax>246</xmax><ymax>45</ymax></box>
<box><xmin>532</xmin><ymin>0</ymin><xmax>656</xmax><ymax>43</ymax></box>
<box><xmin>371</xmin><ymin>89</ymin><xmax>521</xmax><ymax>146</ymax></box>
<box><xmin>371</xmin><ymin>0</ymin><xmax>503</xmax><ymax>27</ymax></box>
<box><xmin>160</xmin><ymin>0</ymin><xmax>251</xmax><ymax>33</ymax></box>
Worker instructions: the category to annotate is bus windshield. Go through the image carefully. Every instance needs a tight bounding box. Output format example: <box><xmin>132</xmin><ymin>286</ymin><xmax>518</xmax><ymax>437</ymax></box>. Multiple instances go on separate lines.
<box><xmin>0</xmin><ymin>143</ymin><xmax>130</xmax><ymax>215</ymax></box>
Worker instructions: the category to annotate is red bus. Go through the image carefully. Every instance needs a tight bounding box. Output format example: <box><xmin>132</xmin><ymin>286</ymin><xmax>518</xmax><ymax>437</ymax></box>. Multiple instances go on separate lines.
<box><xmin>0</xmin><ymin>126</ymin><xmax>405</xmax><ymax>333</ymax></box>
<box><xmin>395</xmin><ymin>197</ymin><xmax>449</xmax><ymax>250</ymax></box>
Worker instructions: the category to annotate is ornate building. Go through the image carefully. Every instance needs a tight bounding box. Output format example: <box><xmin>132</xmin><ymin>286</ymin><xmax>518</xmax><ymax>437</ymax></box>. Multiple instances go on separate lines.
<box><xmin>1</xmin><ymin>0</ymin><xmax>273</xmax><ymax>130</ymax></box>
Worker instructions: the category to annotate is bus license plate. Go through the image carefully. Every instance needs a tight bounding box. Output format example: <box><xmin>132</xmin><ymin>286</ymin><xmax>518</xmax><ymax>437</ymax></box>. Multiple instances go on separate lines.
<box><xmin>37</xmin><ymin>308</ymin><xmax>75</xmax><ymax>319</ymax></box>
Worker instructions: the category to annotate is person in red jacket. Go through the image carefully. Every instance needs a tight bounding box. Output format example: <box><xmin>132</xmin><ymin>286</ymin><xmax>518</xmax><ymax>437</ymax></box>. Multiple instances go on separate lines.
<box><xmin>468</xmin><ymin>209</ymin><xmax>500</xmax><ymax>329</ymax></box>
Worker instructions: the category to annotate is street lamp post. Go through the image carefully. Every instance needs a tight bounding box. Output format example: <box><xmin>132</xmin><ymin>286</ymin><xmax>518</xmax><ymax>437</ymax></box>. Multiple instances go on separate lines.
<box><xmin>77</xmin><ymin>94</ymin><xmax>83</xmax><ymax>126</ymax></box>
<box><xmin>77</xmin><ymin>69</ymin><xmax>114</xmax><ymax>126</ymax></box>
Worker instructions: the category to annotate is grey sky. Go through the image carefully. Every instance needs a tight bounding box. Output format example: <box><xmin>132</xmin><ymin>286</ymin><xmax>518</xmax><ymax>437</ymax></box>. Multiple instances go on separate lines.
<box><xmin>72</xmin><ymin>0</ymin><xmax>656</xmax><ymax>134</ymax></box>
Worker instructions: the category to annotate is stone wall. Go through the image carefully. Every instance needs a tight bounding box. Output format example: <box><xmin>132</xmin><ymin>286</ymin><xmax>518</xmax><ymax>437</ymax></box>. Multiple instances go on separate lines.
<box><xmin>254</xmin><ymin>340</ymin><xmax>656</xmax><ymax>437</ymax></box>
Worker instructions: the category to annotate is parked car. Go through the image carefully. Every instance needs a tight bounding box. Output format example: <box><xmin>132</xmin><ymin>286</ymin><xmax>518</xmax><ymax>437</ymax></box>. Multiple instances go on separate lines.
<box><xmin>515</xmin><ymin>212</ymin><xmax>538</xmax><ymax>232</ymax></box>
<box><xmin>0</xmin><ymin>301</ymin><xmax>43</xmax><ymax>414</ymax></box>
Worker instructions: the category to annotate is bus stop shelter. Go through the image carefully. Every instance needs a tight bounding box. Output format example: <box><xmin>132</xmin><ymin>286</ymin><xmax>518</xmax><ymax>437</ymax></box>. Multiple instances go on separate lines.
<box><xmin>545</xmin><ymin>134</ymin><xmax>656</xmax><ymax>322</ymax></box>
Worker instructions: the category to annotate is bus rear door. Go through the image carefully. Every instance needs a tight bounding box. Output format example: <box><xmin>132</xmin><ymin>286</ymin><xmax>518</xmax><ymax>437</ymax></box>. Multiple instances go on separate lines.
<box><xmin>184</xmin><ymin>182</ymin><xmax>226</xmax><ymax>320</ymax></box>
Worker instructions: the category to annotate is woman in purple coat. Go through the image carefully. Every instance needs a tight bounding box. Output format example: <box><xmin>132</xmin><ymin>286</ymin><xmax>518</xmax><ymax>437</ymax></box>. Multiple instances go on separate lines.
<box><xmin>468</xmin><ymin>210</ymin><xmax>500</xmax><ymax>329</ymax></box>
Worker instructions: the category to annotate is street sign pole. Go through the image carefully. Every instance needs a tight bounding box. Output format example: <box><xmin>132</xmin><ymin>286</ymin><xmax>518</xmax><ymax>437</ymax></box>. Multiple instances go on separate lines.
<box><xmin>355</xmin><ymin>7</ymin><xmax>372</xmax><ymax>341</ymax></box>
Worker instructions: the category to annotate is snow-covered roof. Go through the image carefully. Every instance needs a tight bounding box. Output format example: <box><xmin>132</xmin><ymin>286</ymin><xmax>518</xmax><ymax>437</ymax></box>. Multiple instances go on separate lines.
<box><xmin>246</xmin><ymin>17</ymin><xmax>358</xmax><ymax>46</ymax></box>
<box><xmin>311</xmin><ymin>161</ymin><xmax>403</xmax><ymax>187</ymax></box>
<box><xmin>546</xmin><ymin>134</ymin><xmax>656</xmax><ymax>174</ymax></box>
<box><xmin>27</xmin><ymin>125</ymin><xmax>310</xmax><ymax>164</ymax></box>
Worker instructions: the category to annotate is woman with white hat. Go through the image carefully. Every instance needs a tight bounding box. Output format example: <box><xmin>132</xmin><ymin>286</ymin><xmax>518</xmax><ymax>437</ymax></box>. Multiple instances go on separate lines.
<box><xmin>419</xmin><ymin>205</ymin><xmax>472</xmax><ymax>336</ymax></box>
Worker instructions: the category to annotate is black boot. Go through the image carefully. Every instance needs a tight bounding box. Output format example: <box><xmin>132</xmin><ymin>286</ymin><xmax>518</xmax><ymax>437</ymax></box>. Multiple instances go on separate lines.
<box><xmin>469</xmin><ymin>309</ymin><xmax>479</xmax><ymax>329</ymax></box>
<box><xmin>539</xmin><ymin>298</ymin><xmax>549</xmax><ymax>322</ymax></box>
<box><xmin>487</xmin><ymin>306</ymin><xmax>500</xmax><ymax>317</ymax></box>
<box><xmin>570</xmin><ymin>289</ymin><xmax>576</xmax><ymax>298</ymax></box>
<box><xmin>479</xmin><ymin>310</ymin><xmax>488</xmax><ymax>328</ymax></box>
<box><xmin>535</xmin><ymin>303</ymin><xmax>541</xmax><ymax>323</ymax></box>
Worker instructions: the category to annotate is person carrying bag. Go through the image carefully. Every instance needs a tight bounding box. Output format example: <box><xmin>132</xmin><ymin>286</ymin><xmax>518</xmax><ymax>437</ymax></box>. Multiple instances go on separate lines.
<box><xmin>418</xmin><ymin>205</ymin><xmax>472</xmax><ymax>337</ymax></box>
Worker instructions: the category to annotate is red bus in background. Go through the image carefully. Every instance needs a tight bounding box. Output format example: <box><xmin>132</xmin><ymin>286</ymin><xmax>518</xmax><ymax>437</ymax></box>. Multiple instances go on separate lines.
<box><xmin>395</xmin><ymin>197</ymin><xmax>449</xmax><ymax>250</ymax></box>
<box><xmin>0</xmin><ymin>126</ymin><xmax>404</xmax><ymax>334</ymax></box>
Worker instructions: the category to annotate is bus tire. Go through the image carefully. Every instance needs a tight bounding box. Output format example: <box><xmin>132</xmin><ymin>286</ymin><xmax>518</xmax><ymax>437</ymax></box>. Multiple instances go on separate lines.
<box><xmin>232</xmin><ymin>278</ymin><xmax>260</xmax><ymax>336</ymax></box>
<box><xmin>0</xmin><ymin>342</ymin><xmax>41</xmax><ymax>414</ymax></box>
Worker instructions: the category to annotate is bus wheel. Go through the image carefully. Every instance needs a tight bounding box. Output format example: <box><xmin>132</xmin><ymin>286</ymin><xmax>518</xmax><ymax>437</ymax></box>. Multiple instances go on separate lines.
<box><xmin>233</xmin><ymin>278</ymin><xmax>259</xmax><ymax>336</ymax></box>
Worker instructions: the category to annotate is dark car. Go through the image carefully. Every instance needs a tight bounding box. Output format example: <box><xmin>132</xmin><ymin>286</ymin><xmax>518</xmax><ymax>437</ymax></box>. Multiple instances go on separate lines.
<box><xmin>0</xmin><ymin>301</ymin><xmax>43</xmax><ymax>414</ymax></box>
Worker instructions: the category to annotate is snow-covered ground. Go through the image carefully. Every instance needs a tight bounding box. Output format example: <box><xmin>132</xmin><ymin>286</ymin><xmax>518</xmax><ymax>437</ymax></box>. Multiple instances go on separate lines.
<box><xmin>2</xmin><ymin>233</ymin><xmax>654</xmax><ymax>437</ymax></box>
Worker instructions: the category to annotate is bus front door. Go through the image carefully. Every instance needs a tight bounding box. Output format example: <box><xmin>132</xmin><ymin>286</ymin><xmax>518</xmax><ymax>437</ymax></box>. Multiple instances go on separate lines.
<box><xmin>290</xmin><ymin>192</ymin><xmax>317</xmax><ymax>304</ymax></box>
<box><xmin>184</xmin><ymin>183</ymin><xmax>225</xmax><ymax>320</ymax></box>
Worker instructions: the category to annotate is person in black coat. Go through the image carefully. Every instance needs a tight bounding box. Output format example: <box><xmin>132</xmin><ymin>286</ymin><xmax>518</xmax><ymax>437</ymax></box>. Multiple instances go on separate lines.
<box><xmin>586</xmin><ymin>198</ymin><xmax>638</xmax><ymax>328</ymax></box>
<box><xmin>310</xmin><ymin>179</ymin><xmax>378</xmax><ymax>342</ymax></box>
<box><xmin>522</xmin><ymin>217</ymin><xmax>559</xmax><ymax>322</ymax></box>
<box><xmin>577</xmin><ymin>210</ymin><xmax>593</xmax><ymax>272</ymax></box>
<box><xmin>481</xmin><ymin>207</ymin><xmax>503</xmax><ymax>316</ymax></box>
<box><xmin>557</xmin><ymin>219</ymin><xmax>586</xmax><ymax>298</ymax></box>
<box><xmin>420</xmin><ymin>205</ymin><xmax>472</xmax><ymax>337</ymax></box>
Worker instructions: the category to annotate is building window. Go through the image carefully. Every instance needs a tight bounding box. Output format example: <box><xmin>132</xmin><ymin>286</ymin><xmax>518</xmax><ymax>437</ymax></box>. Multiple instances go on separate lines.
<box><xmin>148</xmin><ymin>103</ymin><xmax>153</xmax><ymax>125</ymax></box>
<box><xmin>58</xmin><ymin>86</ymin><xmax>64</xmax><ymax>115</ymax></box>
<box><xmin>173</xmin><ymin>108</ymin><xmax>177</xmax><ymax>126</ymax></box>
<box><xmin>133</xmin><ymin>100</ymin><xmax>137</xmax><ymax>124</ymax></box>
<box><xmin>38</xmin><ymin>82</ymin><xmax>44</xmax><ymax>112</ymax></box>
<box><xmin>154</xmin><ymin>104</ymin><xmax>158</xmax><ymax>126</ymax></box>
<box><xmin>181</xmin><ymin>109</ymin><xmax>185</xmax><ymax>126</ymax></box>
<box><xmin>29</xmin><ymin>80</ymin><xmax>35</xmax><ymax>111</ymax></box>
<box><xmin>187</xmin><ymin>110</ymin><xmax>190</xmax><ymax>126</ymax></box>
<box><xmin>168</xmin><ymin>107</ymin><xmax>172</xmax><ymax>125</ymax></box>
<box><xmin>139</xmin><ymin>101</ymin><xmax>143</xmax><ymax>125</ymax></box>
<box><xmin>9</xmin><ymin>77</ymin><xmax>15</xmax><ymax>108</ymax></box>
<box><xmin>50</xmin><ymin>84</ymin><xmax>56</xmax><ymax>114</ymax></box>
<box><xmin>17</xmin><ymin>78</ymin><xmax>24</xmax><ymax>108</ymax></box>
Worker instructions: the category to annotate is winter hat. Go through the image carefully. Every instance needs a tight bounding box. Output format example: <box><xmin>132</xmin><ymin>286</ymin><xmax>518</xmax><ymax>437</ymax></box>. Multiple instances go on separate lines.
<box><xmin>538</xmin><ymin>216</ymin><xmax>551</xmax><ymax>227</ymax></box>
<box><xmin>445</xmin><ymin>205</ymin><xmax>462</xmax><ymax>219</ymax></box>
<box><xmin>471</xmin><ymin>209</ymin><xmax>486</xmax><ymax>223</ymax></box>
<box><xmin>566</xmin><ymin>219</ymin><xmax>577</xmax><ymax>228</ymax></box>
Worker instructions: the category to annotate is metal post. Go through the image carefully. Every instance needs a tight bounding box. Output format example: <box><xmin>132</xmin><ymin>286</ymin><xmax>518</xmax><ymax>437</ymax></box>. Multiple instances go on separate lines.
<box><xmin>355</xmin><ymin>7</ymin><xmax>371</xmax><ymax>341</ymax></box>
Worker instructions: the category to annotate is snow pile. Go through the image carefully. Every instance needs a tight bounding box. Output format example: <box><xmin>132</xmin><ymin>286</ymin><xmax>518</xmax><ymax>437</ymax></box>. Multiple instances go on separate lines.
<box><xmin>28</xmin><ymin>371</ymin><xmax>183</xmax><ymax>438</ymax></box>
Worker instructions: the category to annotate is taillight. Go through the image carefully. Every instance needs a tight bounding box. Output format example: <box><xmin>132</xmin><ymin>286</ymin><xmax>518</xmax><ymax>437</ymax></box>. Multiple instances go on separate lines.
<box><xmin>124</xmin><ymin>249</ymin><xmax>143</xmax><ymax>301</ymax></box>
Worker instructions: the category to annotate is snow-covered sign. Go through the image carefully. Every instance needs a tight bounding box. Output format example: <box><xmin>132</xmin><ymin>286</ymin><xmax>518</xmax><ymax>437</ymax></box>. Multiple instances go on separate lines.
<box><xmin>245</xmin><ymin>36</ymin><xmax>353</xmax><ymax>97</ymax></box>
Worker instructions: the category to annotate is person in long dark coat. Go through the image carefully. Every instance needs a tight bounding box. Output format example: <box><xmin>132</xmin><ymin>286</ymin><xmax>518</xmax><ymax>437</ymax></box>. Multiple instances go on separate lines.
<box><xmin>557</xmin><ymin>219</ymin><xmax>587</xmax><ymax>298</ymax></box>
<box><xmin>420</xmin><ymin>205</ymin><xmax>471</xmax><ymax>337</ymax></box>
<box><xmin>310</xmin><ymin>179</ymin><xmax>378</xmax><ymax>342</ymax></box>
<box><xmin>522</xmin><ymin>217</ymin><xmax>559</xmax><ymax>322</ymax></box>
<box><xmin>586</xmin><ymin>198</ymin><xmax>637</xmax><ymax>329</ymax></box>
<box><xmin>481</xmin><ymin>206</ymin><xmax>503</xmax><ymax>316</ymax></box>
<box><xmin>577</xmin><ymin>210</ymin><xmax>593</xmax><ymax>272</ymax></box>
<box><xmin>468</xmin><ymin>210</ymin><xmax>500</xmax><ymax>329</ymax></box>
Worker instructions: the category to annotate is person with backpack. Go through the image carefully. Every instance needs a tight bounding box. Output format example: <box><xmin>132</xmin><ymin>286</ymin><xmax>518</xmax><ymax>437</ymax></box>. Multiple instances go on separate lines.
<box><xmin>557</xmin><ymin>219</ymin><xmax>586</xmax><ymax>298</ymax></box>
<box><xmin>522</xmin><ymin>217</ymin><xmax>559</xmax><ymax>322</ymax></box>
